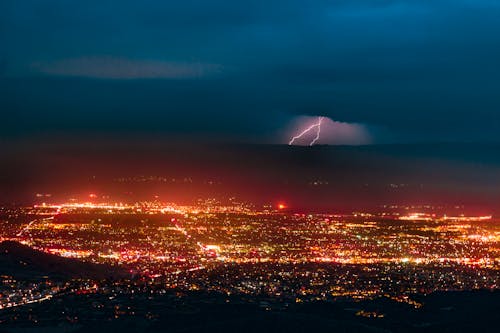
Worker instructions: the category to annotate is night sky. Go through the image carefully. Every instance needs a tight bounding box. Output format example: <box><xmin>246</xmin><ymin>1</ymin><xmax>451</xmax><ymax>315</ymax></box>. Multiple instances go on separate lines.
<box><xmin>1</xmin><ymin>0</ymin><xmax>500</xmax><ymax>143</ymax></box>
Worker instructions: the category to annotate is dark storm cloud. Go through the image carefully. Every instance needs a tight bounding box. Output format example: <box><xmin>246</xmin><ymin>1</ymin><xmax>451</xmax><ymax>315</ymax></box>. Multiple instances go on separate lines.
<box><xmin>1</xmin><ymin>0</ymin><xmax>500</xmax><ymax>142</ymax></box>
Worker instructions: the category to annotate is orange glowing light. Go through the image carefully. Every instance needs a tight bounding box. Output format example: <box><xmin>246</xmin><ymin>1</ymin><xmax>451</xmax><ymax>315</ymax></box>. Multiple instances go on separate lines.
<box><xmin>278</xmin><ymin>203</ymin><xmax>286</xmax><ymax>210</ymax></box>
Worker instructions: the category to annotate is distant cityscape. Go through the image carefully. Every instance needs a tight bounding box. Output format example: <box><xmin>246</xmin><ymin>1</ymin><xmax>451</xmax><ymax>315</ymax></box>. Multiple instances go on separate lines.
<box><xmin>1</xmin><ymin>196</ymin><xmax>499</xmax><ymax>329</ymax></box>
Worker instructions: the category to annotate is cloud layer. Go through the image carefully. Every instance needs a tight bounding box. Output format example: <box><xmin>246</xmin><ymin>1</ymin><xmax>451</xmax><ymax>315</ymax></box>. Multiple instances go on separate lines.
<box><xmin>32</xmin><ymin>57</ymin><xmax>221</xmax><ymax>79</ymax></box>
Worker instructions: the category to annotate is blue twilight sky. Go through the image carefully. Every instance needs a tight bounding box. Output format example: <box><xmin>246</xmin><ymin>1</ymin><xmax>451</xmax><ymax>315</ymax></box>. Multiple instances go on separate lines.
<box><xmin>1</xmin><ymin>0</ymin><xmax>500</xmax><ymax>143</ymax></box>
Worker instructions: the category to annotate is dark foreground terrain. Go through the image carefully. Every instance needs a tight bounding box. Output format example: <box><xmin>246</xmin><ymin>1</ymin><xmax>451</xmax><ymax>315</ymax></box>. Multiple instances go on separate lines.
<box><xmin>1</xmin><ymin>289</ymin><xmax>499</xmax><ymax>333</ymax></box>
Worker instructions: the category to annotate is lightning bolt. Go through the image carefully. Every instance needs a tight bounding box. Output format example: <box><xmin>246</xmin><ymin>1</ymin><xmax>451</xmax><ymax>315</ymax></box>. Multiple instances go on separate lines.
<box><xmin>288</xmin><ymin>116</ymin><xmax>324</xmax><ymax>146</ymax></box>
<box><xmin>309</xmin><ymin>116</ymin><xmax>323</xmax><ymax>146</ymax></box>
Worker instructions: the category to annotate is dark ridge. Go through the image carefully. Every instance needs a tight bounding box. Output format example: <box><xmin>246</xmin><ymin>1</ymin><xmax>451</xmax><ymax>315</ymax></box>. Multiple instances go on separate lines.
<box><xmin>0</xmin><ymin>240</ymin><xmax>129</xmax><ymax>281</ymax></box>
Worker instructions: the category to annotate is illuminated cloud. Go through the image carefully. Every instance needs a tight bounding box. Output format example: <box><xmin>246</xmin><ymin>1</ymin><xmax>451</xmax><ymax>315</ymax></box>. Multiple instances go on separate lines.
<box><xmin>286</xmin><ymin>116</ymin><xmax>371</xmax><ymax>145</ymax></box>
<box><xmin>32</xmin><ymin>57</ymin><xmax>222</xmax><ymax>79</ymax></box>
